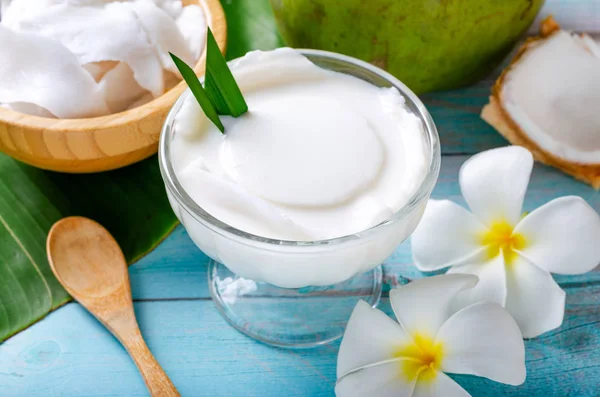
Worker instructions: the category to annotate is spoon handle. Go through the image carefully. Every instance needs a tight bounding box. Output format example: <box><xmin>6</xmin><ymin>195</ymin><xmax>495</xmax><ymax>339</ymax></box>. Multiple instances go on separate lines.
<box><xmin>104</xmin><ymin>308</ymin><xmax>180</xmax><ymax>397</ymax></box>
<box><xmin>122</xmin><ymin>329</ymin><xmax>181</xmax><ymax>397</ymax></box>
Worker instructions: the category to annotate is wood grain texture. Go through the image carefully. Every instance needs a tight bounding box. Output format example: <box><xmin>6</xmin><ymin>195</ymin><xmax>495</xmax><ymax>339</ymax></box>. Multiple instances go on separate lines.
<box><xmin>46</xmin><ymin>217</ymin><xmax>179</xmax><ymax>397</ymax></box>
<box><xmin>0</xmin><ymin>0</ymin><xmax>226</xmax><ymax>173</ymax></box>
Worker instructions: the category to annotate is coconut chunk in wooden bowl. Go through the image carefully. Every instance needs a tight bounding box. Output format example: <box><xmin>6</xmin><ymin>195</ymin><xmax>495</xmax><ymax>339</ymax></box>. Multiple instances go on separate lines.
<box><xmin>0</xmin><ymin>0</ymin><xmax>226</xmax><ymax>173</ymax></box>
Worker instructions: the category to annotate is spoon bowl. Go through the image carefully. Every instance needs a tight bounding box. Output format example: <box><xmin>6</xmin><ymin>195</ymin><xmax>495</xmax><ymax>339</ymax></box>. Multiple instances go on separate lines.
<box><xmin>47</xmin><ymin>217</ymin><xmax>125</xmax><ymax>298</ymax></box>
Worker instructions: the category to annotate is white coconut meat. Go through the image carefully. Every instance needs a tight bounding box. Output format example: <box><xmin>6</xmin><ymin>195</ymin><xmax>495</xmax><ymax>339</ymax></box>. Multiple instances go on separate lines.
<box><xmin>2</xmin><ymin>102</ymin><xmax>56</xmax><ymax>118</ymax></box>
<box><xmin>83</xmin><ymin>61</ymin><xmax>119</xmax><ymax>82</ymax></box>
<box><xmin>10</xmin><ymin>1</ymin><xmax>166</xmax><ymax>97</ymax></box>
<box><xmin>1</xmin><ymin>0</ymin><xmax>176</xmax><ymax>25</ymax></box>
<box><xmin>127</xmin><ymin>0</ymin><xmax>194</xmax><ymax>75</ymax></box>
<box><xmin>1</xmin><ymin>0</ymin><xmax>115</xmax><ymax>28</ymax></box>
<box><xmin>0</xmin><ymin>0</ymin><xmax>11</xmax><ymax>16</ymax></box>
<box><xmin>500</xmin><ymin>30</ymin><xmax>600</xmax><ymax>164</ymax></box>
<box><xmin>176</xmin><ymin>4</ymin><xmax>208</xmax><ymax>62</ymax></box>
<box><xmin>1</xmin><ymin>0</ymin><xmax>56</xmax><ymax>27</ymax></box>
<box><xmin>150</xmin><ymin>0</ymin><xmax>183</xmax><ymax>19</ymax></box>
<box><xmin>0</xmin><ymin>25</ymin><xmax>109</xmax><ymax>118</ymax></box>
<box><xmin>99</xmin><ymin>62</ymin><xmax>149</xmax><ymax>113</ymax></box>
<box><xmin>0</xmin><ymin>0</ymin><xmax>207</xmax><ymax>118</ymax></box>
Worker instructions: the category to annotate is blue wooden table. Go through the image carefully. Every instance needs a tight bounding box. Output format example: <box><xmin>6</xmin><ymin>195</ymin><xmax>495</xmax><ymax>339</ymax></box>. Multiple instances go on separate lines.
<box><xmin>1</xmin><ymin>2</ymin><xmax>600</xmax><ymax>396</ymax></box>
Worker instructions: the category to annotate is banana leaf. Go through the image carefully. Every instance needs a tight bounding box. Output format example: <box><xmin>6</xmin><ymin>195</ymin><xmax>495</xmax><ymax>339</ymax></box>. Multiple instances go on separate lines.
<box><xmin>0</xmin><ymin>0</ymin><xmax>283</xmax><ymax>341</ymax></box>
<box><xmin>0</xmin><ymin>157</ymin><xmax>178</xmax><ymax>340</ymax></box>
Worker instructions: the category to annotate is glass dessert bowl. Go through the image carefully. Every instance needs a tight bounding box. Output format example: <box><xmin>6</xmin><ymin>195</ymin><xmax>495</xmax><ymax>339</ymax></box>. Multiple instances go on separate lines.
<box><xmin>159</xmin><ymin>49</ymin><xmax>440</xmax><ymax>348</ymax></box>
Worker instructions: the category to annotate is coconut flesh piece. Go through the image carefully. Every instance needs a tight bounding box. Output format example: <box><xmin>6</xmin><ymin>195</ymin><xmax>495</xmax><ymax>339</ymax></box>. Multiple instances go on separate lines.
<box><xmin>2</xmin><ymin>102</ymin><xmax>56</xmax><ymax>118</ymax></box>
<box><xmin>1</xmin><ymin>0</ymin><xmax>185</xmax><ymax>25</ymax></box>
<box><xmin>124</xmin><ymin>70</ymin><xmax>181</xmax><ymax>111</ymax></box>
<box><xmin>482</xmin><ymin>16</ymin><xmax>600</xmax><ymax>188</ymax></box>
<box><xmin>0</xmin><ymin>0</ymin><xmax>204</xmax><ymax>118</ymax></box>
<box><xmin>1</xmin><ymin>0</ymin><xmax>56</xmax><ymax>26</ymax></box>
<box><xmin>176</xmin><ymin>4</ymin><xmax>208</xmax><ymax>62</ymax></box>
<box><xmin>0</xmin><ymin>25</ymin><xmax>109</xmax><ymax>118</ymax></box>
<box><xmin>10</xmin><ymin>2</ymin><xmax>167</xmax><ymax>97</ymax></box>
<box><xmin>127</xmin><ymin>0</ymin><xmax>195</xmax><ymax>76</ymax></box>
<box><xmin>502</xmin><ymin>33</ymin><xmax>600</xmax><ymax>163</ymax></box>
<box><xmin>83</xmin><ymin>61</ymin><xmax>119</xmax><ymax>82</ymax></box>
<box><xmin>7</xmin><ymin>0</ymin><xmax>196</xmax><ymax>93</ymax></box>
<box><xmin>99</xmin><ymin>62</ymin><xmax>150</xmax><ymax>113</ymax></box>
<box><xmin>150</xmin><ymin>0</ymin><xmax>183</xmax><ymax>19</ymax></box>
<box><xmin>0</xmin><ymin>0</ymin><xmax>10</xmax><ymax>16</ymax></box>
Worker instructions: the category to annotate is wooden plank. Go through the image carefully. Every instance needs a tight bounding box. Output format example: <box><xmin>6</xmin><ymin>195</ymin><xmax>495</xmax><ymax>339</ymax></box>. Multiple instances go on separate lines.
<box><xmin>130</xmin><ymin>226</ymin><xmax>211</xmax><ymax>300</ymax></box>
<box><xmin>0</xmin><ymin>291</ymin><xmax>598</xmax><ymax>397</ymax></box>
<box><xmin>0</xmin><ymin>302</ymin><xmax>336</xmax><ymax>397</ymax></box>
<box><xmin>129</xmin><ymin>155</ymin><xmax>600</xmax><ymax>300</ymax></box>
<box><xmin>422</xmin><ymin>80</ymin><xmax>509</xmax><ymax>155</ymax></box>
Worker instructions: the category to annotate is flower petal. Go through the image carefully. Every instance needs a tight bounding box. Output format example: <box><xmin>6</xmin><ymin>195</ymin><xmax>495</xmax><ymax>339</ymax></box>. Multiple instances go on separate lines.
<box><xmin>505</xmin><ymin>256</ymin><xmax>566</xmax><ymax>338</ymax></box>
<box><xmin>337</xmin><ymin>300</ymin><xmax>412</xmax><ymax>378</ymax></box>
<box><xmin>436</xmin><ymin>302</ymin><xmax>526</xmax><ymax>386</ymax></box>
<box><xmin>447</xmin><ymin>254</ymin><xmax>508</xmax><ymax>309</ymax></box>
<box><xmin>515</xmin><ymin>196</ymin><xmax>600</xmax><ymax>274</ymax></box>
<box><xmin>459</xmin><ymin>146</ymin><xmax>533</xmax><ymax>227</ymax></box>
<box><xmin>335</xmin><ymin>359</ymin><xmax>416</xmax><ymax>397</ymax></box>
<box><xmin>412</xmin><ymin>372</ymin><xmax>471</xmax><ymax>397</ymax></box>
<box><xmin>411</xmin><ymin>200</ymin><xmax>488</xmax><ymax>272</ymax></box>
<box><xmin>389</xmin><ymin>274</ymin><xmax>478</xmax><ymax>339</ymax></box>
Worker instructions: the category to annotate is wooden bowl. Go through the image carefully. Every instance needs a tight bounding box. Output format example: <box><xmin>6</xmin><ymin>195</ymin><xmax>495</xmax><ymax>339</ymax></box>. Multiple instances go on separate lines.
<box><xmin>0</xmin><ymin>0</ymin><xmax>226</xmax><ymax>173</ymax></box>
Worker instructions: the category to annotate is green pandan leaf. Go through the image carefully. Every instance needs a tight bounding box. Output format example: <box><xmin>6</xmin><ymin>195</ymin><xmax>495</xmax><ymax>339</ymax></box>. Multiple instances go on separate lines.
<box><xmin>170</xmin><ymin>27</ymin><xmax>248</xmax><ymax>132</ymax></box>
<box><xmin>170</xmin><ymin>52</ymin><xmax>225</xmax><ymax>133</ymax></box>
<box><xmin>204</xmin><ymin>28</ymin><xmax>248</xmax><ymax>117</ymax></box>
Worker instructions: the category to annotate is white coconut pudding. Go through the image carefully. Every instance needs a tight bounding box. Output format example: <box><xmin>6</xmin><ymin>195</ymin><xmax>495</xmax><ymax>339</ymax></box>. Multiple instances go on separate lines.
<box><xmin>171</xmin><ymin>48</ymin><xmax>430</xmax><ymax>241</ymax></box>
<box><xmin>162</xmin><ymin>47</ymin><xmax>439</xmax><ymax>348</ymax></box>
<box><xmin>0</xmin><ymin>0</ymin><xmax>207</xmax><ymax>118</ymax></box>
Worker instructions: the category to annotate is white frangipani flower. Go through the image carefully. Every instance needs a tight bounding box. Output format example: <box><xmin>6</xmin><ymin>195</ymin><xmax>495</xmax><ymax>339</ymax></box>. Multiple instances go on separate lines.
<box><xmin>411</xmin><ymin>146</ymin><xmax>600</xmax><ymax>338</ymax></box>
<box><xmin>336</xmin><ymin>274</ymin><xmax>525</xmax><ymax>397</ymax></box>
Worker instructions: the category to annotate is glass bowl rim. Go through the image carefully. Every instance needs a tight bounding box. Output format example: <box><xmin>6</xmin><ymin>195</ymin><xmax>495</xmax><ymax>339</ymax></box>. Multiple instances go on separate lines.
<box><xmin>159</xmin><ymin>48</ymin><xmax>441</xmax><ymax>247</ymax></box>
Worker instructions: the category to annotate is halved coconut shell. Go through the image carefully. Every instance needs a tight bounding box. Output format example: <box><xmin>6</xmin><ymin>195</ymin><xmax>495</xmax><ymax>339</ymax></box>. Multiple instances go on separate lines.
<box><xmin>482</xmin><ymin>16</ymin><xmax>600</xmax><ymax>188</ymax></box>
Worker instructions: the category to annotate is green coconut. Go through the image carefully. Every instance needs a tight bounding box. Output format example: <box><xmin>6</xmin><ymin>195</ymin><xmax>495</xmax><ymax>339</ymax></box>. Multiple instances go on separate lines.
<box><xmin>270</xmin><ymin>0</ymin><xmax>544</xmax><ymax>94</ymax></box>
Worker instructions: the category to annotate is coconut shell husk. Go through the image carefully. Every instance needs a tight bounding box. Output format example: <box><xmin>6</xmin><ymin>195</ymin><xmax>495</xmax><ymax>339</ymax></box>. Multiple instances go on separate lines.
<box><xmin>481</xmin><ymin>16</ymin><xmax>600</xmax><ymax>189</ymax></box>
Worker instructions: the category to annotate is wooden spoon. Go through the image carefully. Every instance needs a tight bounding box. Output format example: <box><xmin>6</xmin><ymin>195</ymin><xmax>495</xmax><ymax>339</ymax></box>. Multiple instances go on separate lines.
<box><xmin>47</xmin><ymin>216</ymin><xmax>180</xmax><ymax>397</ymax></box>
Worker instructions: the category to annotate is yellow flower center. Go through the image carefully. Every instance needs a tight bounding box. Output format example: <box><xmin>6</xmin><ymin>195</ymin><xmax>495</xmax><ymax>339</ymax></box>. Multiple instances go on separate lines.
<box><xmin>395</xmin><ymin>333</ymin><xmax>444</xmax><ymax>383</ymax></box>
<box><xmin>480</xmin><ymin>220</ymin><xmax>527</xmax><ymax>265</ymax></box>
